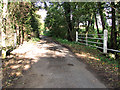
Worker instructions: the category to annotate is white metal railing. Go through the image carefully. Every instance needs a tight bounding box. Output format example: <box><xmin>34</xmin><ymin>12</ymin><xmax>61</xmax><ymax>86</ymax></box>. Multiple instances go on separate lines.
<box><xmin>76</xmin><ymin>30</ymin><xmax>120</xmax><ymax>53</ymax></box>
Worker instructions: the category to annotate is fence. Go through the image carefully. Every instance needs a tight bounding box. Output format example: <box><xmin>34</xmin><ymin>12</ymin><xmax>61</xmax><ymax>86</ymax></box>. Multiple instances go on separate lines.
<box><xmin>76</xmin><ymin>30</ymin><xmax>120</xmax><ymax>54</ymax></box>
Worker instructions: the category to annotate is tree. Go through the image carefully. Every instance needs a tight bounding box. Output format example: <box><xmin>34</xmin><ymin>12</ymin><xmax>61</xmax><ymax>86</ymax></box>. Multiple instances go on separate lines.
<box><xmin>97</xmin><ymin>2</ymin><xmax>106</xmax><ymax>32</ymax></box>
<box><xmin>44</xmin><ymin>2</ymin><xmax>120</xmax><ymax>59</ymax></box>
<box><xmin>63</xmin><ymin>2</ymin><xmax>73</xmax><ymax>41</ymax></box>
<box><xmin>1</xmin><ymin>0</ymin><xmax>8</xmax><ymax>58</ymax></box>
<box><xmin>0</xmin><ymin>1</ymin><xmax>41</xmax><ymax>58</ymax></box>
<box><xmin>110</xmin><ymin>2</ymin><xmax>117</xmax><ymax>50</ymax></box>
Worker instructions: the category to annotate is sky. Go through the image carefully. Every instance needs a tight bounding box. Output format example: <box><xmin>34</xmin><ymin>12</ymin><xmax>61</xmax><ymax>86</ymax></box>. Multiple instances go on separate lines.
<box><xmin>35</xmin><ymin>1</ymin><xmax>47</xmax><ymax>21</ymax></box>
<box><xmin>36</xmin><ymin>8</ymin><xmax>111</xmax><ymax>29</ymax></box>
<box><xmin>35</xmin><ymin>2</ymin><xmax>112</xmax><ymax>28</ymax></box>
<box><xmin>39</xmin><ymin>9</ymin><xmax>47</xmax><ymax>20</ymax></box>
<box><xmin>36</xmin><ymin>9</ymin><xmax>47</xmax><ymax>22</ymax></box>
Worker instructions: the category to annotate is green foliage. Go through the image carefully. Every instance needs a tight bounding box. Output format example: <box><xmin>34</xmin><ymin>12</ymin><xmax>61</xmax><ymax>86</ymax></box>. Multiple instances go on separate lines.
<box><xmin>43</xmin><ymin>31</ymin><xmax>52</xmax><ymax>37</ymax></box>
<box><xmin>45</xmin><ymin>2</ymin><xmax>71</xmax><ymax>40</ymax></box>
<box><xmin>45</xmin><ymin>2</ymin><xmax>120</xmax><ymax>59</ymax></box>
<box><xmin>8</xmin><ymin>2</ymin><xmax>41</xmax><ymax>39</ymax></box>
<box><xmin>54</xmin><ymin>37</ymin><xmax>118</xmax><ymax>67</ymax></box>
<box><xmin>31</xmin><ymin>37</ymin><xmax>40</xmax><ymax>42</ymax></box>
<box><xmin>0</xmin><ymin>1</ymin><xmax>42</xmax><ymax>56</ymax></box>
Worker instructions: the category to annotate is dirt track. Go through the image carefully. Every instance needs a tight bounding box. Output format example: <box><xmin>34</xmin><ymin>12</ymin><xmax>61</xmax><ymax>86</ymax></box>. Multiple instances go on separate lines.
<box><xmin>10</xmin><ymin>36</ymin><xmax>106</xmax><ymax>88</ymax></box>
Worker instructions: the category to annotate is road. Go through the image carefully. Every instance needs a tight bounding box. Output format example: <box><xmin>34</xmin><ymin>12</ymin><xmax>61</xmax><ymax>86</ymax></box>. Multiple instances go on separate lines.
<box><xmin>11</xmin><ymin>36</ymin><xmax>106</xmax><ymax>88</ymax></box>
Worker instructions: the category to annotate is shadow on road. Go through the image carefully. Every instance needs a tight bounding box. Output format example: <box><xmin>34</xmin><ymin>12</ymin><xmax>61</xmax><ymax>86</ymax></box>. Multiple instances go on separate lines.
<box><xmin>2</xmin><ymin>36</ymin><xmax>107</xmax><ymax>88</ymax></box>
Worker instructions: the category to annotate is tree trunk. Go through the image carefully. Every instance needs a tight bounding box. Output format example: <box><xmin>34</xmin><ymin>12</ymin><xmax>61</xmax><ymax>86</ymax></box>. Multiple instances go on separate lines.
<box><xmin>18</xmin><ymin>26</ymin><xmax>21</xmax><ymax>45</ymax></box>
<box><xmin>63</xmin><ymin>2</ymin><xmax>73</xmax><ymax>41</ymax></box>
<box><xmin>85</xmin><ymin>14</ymin><xmax>93</xmax><ymax>33</ymax></box>
<box><xmin>1</xmin><ymin>0</ymin><xmax>8</xmax><ymax>58</ymax></box>
<box><xmin>98</xmin><ymin>2</ymin><xmax>105</xmax><ymax>32</ymax></box>
<box><xmin>14</xmin><ymin>30</ymin><xmax>17</xmax><ymax>48</ymax></box>
<box><xmin>13</xmin><ymin>23</ymin><xmax>17</xmax><ymax>48</ymax></box>
<box><xmin>118</xmin><ymin>19</ymin><xmax>120</xmax><ymax>49</ymax></box>
<box><xmin>30</xmin><ymin>4</ymin><xmax>39</xmax><ymax>39</ymax></box>
<box><xmin>13</xmin><ymin>15</ymin><xmax>17</xmax><ymax>48</ymax></box>
<box><xmin>21</xmin><ymin>25</ymin><xmax>24</xmax><ymax>44</ymax></box>
<box><xmin>85</xmin><ymin>20</ymin><xmax>91</xmax><ymax>33</ymax></box>
<box><xmin>111</xmin><ymin>2</ymin><xmax>117</xmax><ymax>49</ymax></box>
<box><xmin>111</xmin><ymin>2</ymin><xmax>118</xmax><ymax>59</ymax></box>
<box><xmin>94</xmin><ymin>12</ymin><xmax>101</xmax><ymax>38</ymax></box>
<box><xmin>117</xmin><ymin>3</ymin><xmax>120</xmax><ymax>50</ymax></box>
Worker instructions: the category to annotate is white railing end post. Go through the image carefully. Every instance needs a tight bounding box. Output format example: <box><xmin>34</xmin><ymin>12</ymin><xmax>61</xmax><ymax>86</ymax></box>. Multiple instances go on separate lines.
<box><xmin>103</xmin><ymin>29</ymin><xmax>108</xmax><ymax>53</ymax></box>
<box><xmin>76</xmin><ymin>31</ymin><xmax>78</xmax><ymax>42</ymax></box>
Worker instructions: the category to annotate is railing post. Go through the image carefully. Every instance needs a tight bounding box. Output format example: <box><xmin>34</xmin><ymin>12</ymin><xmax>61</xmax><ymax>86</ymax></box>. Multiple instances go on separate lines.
<box><xmin>103</xmin><ymin>29</ymin><xmax>108</xmax><ymax>53</ymax></box>
<box><xmin>86</xmin><ymin>32</ymin><xmax>88</xmax><ymax>45</ymax></box>
<box><xmin>76</xmin><ymin>31</ymin><xmax>78</xmax><ymax>42</ymax></box>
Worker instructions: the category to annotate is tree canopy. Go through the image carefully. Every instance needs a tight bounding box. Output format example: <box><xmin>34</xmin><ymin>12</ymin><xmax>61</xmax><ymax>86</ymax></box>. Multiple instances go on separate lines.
<box><xmin>45</xmin><ymin>2</ymin><xmax>120</xmax><ymax>58</ymax></box>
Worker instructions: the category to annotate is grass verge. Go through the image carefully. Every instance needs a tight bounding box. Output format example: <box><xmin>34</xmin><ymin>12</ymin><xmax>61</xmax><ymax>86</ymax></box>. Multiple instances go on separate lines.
<box><xmin>52</xmin><ymin>37</ymin><xmax>120</xmax><ymax>88</ymax></box>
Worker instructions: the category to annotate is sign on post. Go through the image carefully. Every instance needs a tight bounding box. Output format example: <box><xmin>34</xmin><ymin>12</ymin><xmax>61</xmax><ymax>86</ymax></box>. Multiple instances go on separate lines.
<box><xmin>103</xmin><ymin>29</ymin><xmax>108</xmax><ymax>53</ymax></box>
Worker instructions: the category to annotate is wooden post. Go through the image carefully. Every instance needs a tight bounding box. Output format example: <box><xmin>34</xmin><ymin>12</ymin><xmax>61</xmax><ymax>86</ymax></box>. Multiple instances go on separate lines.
<box><xmin>76</xmin><ymin>31</ymin><xmax>78</xmax><ymax>42</ymax></box>
<box><xmin>103</xmin><ymin>29</ymin><xmax>108</xmax><ymax>53</ymax></box>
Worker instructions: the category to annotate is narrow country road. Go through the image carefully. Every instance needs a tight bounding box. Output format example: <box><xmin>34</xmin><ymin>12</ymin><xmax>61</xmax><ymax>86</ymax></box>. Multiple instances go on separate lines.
<box><xmin>11</xmin><ymin>36</ymin><xmax>106</xmax><ymax>88</ymax></box>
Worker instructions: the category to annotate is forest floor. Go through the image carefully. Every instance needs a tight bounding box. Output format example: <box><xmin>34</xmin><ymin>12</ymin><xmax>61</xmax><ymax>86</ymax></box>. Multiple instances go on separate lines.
<box><xmin>2</xmin><ymin>36</ymin><xmax>119</xmax><ymax>88</ymax></box>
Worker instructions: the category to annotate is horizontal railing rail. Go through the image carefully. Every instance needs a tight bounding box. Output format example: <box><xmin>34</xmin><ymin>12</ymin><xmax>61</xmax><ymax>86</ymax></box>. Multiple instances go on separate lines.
<box><xmin>78</xmin><ymin>36</ymin><xmax>103</xmax><ymax>40</ymax></box>
<box><xmin>76</xmin><ymin>30</ymin><xmax>120</xmax><ymax>53</ymax></box>
<box><xmin>78</xmin><ymin>34</ymin><xmax>103</xmax><ymax>36</ymax></box>
<box><xmin>78</xmin><ymin>39</ymin><xmax>103</xmax><ymax>45</ymax></box>
<box><xmin>77</xmin><ymin>42</ymin><xmax>103</xmax><ymax>49</ymax></box>
<box><xmin>107</xmin><ymin>48</ymin><xmax>120</xmax><ymax>53</ymax></box>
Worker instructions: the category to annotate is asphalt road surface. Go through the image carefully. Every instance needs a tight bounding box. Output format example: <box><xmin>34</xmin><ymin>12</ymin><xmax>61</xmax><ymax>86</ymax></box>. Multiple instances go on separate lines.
<box><xmin>11</xmin><ymin>36</ymin><xmax>106</xmax><ymax>88</ymax></box>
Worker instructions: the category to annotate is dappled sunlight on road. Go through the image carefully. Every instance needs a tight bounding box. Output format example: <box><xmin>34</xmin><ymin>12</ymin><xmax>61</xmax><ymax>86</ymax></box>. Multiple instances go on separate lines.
<box><xmin>2</xmin><ymin>56</ymin><xmax>36</xmax><ymax>87</ymax></box>
<box><xmin>3</xmin><ymin>37</ymin><xmax>71</xmax><ymax>88</ymax></box>
<box><xmin>89</xmin><ymin>56</ymin><xmax>100</xmax><ymax>61</ymax></box>
<box><xmin>10</xmin><ymin>65</ymin><xmax>21</xmax><ymax>69</ymax></box>
<box><xmin>75</xmin><ymin>53</ymin><xmax>100</xmax><ymax>61</ymax></box>
<box><xmin>10</xmin><ymin>71</ymin><xmax>22</xmax><ymax>77</ymax></box>
<box><xmin>31</xmin><ymin>59</ymin><xmax>38</xmax><ymax>63</ymax></box>
<box><xmin>2</xmin><ymin>36</ymin><xmax>107</xmax><ymax>88</ymax></box>
<box><xmin>23</xmin><ymin>64</ymin><xmax>31</xmax><ymax>70</ymax></box>
<box><xmin>75</xmin><ymin>53</ymin><xmax>87</xmax><ymax>57</ymax></box>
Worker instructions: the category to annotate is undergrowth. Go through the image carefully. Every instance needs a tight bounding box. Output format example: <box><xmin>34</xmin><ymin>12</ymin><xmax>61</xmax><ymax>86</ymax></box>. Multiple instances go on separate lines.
<box><xmin>53</xmin><ymin>37</ymin><xmax>119</xmax><ymax>68</ymax></box>
<box><xmin>31</xmin><ymin>37</ymin><xmax>40</xmax><ymax>42</ymax></box>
